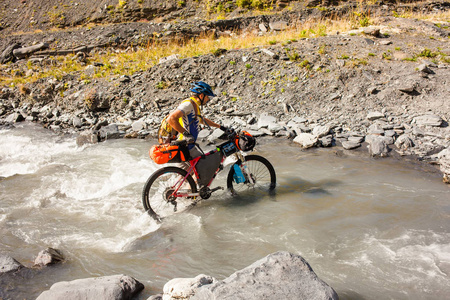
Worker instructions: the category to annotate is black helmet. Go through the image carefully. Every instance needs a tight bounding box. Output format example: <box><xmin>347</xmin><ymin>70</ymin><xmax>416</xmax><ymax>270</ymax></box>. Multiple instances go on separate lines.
<box><xmin>237</xmin><ymin>131</ymin><xmax>256</xmax><ymax>152</ymax></box>
<box><xmin>190</xmin><ymin>81</ymin><xmax>216</xmax><ymax>97</ymax></box>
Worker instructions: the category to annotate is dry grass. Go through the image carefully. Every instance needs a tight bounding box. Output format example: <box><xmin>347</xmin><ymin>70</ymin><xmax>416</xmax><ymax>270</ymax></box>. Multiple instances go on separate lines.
<box><xmin>1</xmin><ymin>6</ymin><xmax>448</xmax><ymax>87</ymax></box>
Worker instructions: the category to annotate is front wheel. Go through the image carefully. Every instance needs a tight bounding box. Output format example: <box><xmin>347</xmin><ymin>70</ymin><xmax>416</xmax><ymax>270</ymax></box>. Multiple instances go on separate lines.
<box><xmin>227</xmin><ymin>155</ymin><xmax>276</xmax><ymax>195</ymax></box>
<box><xmin>142</xmin><ymin>167</ymin><xmax>197</xmax><ymax>221</ymax></box>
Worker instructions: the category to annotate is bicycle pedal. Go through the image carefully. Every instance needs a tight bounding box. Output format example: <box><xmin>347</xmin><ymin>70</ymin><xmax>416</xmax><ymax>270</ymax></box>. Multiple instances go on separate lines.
<box><xmin>210</xmin><ymin>186</ymin><xmax>224</xmax><ymax>193</ymax></box>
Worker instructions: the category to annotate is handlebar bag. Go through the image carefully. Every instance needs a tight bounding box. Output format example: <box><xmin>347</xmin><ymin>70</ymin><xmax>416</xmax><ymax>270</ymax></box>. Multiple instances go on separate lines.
<box><xmin>149</xmin><ymin>144</ymin><xmax>190</xmax><ymax>164</ymax></box>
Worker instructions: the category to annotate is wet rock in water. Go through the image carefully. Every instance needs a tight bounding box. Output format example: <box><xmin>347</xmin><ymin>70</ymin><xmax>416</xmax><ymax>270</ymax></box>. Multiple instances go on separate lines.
<box><xmin>0</xmin><ymin>254</ymin><xmax>23</xmax><ymax>273</ymax></box>
<box><xmin>163</xmin><ymin>274</ymin><xmax>215</xmax><ymax>299</ymax></box>
<box><xmin>76</xmin><ymin>130</ymin><xmax>99</xmax><ymax>146</ymax></box>
<box><xmin>413</xmin><ymin>114</ymin><xmax>443</xmax><ymax>127</ymax></box>
<box><xmin>294</xmin><ymin>133</ymin><xmax>317</xmax><ymax>149</ymax></box>
<box><xmin>192</xmin><ymin>251</ymin><xmax>338</xmax><ymax>300</ymax></box>
<box><xmin>36</xmin><ymin>274</ymin><xmax>144</xmax><ymax>300</ymax></box>
<box><xmin>99</xmin><ymin>124</ymin><xmax>121</xmax><ymax>140</ymax></box>
<box><xmin>438</xmin><ymin>148</ymin><xmax>450</xmax><ymax>184</ymax></box>
<box><xmin>33</xmin><ymin>248</ymin><xmax>64</xmax><ymax>267</ymax></box>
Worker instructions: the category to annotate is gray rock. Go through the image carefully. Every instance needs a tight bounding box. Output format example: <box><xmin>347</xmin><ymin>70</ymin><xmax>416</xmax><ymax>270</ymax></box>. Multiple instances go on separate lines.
<box><xmin>348</xmin><ymin>136</ymin><xmax>365</xmax><ymax>144</ymax></box>
<box><xmin>438</xmin><ymin>148</ymin><xmax>450</xmax><ymax>184</ymax></box>
<box><xmin>0</xmin><ymin>254</ymin><xmax>23</xmax><ymax>274</ymax></box>
<box><xmin>76</xmin><ymin>130</ymin><xmax>99</xmax><ymax>146</ymax></box>
<box><xmin>342</xmin><ymin>141</ymin><xmax>361</xmax><ymax>150</ymax></box>
<box><xmin>5</xmin><ymin>112</ymin><xmax>25</xmax><ymax>123</ymax></box>
<box><xmin>261</xmin><ymin>48</ymin><xmax>279</xmax><ymax>59</ymax></box>
<box><xmin>99</xmin><ymin>124</ymin><xmax>120</xmax><ymax>140</ymax></box>
<box><xmin>193</xmin><ymin>251</ymin><xmax>338</xmax><ymax>300</ymax></box>
<box><xmin>72</xmin><ymin>116</ymin><xmax>83</xmax><ymax>128</ymax></box>
<box><xmin>259</xmin><ymin>23</ymin><xmax>267</xmax><ymax>32</ymax></box>
<box><xmin>269</xmin><ymin>21</ymin><xmax>288</xmax><ymax>31</ymax></box>
<box><xmin>293</xmin><ymin>133</ymin><xmax>318</xmax><ymax>148</ymax></box>
<box><xmin>319</xmin><ymin>135</ymin><xmax>333</xmax><ymax>147</ymax></box>
<box><xmin>418</xmin><ymin>64</ymin><xmax>434</xmax><ymax>74</ymax></box>
<box><xmin>312</xmin><ymin>125</ymin><xmax>330</xmax><ymax>138</ymax></box>
<box><xmin>131</xmin><ymin>120</ymin><xmax>146</xmax><ymax>131</ymax></box>
<box><xmin>414</xmin><ymin>114</ymin><xmax>443</xmax><ymax>127</ymax></box>
<box><xmin>257</xmin><ymin>113</ymin><xmax>277</xmax><ymax>129</ymax></box>
<box><xmin>367</xmin><ymin>111</ymin><xmax>384</xmax><ymax>121</ymax></box>
<box><xmin>36</xmin><ymin>274</ymin><xmax>144</xmax><ymax>300</ymax></box>
<box><xmin>163</xmin><ymin>274</ymin><xmax>215</xmax><ymax>299</ymax></box>
<box><xmin>33</xmin><ymin>248</ymin><xmax>64</xmax><ymax>267</ymax></box>
<box><xmin>368</xmin><ymin>136</ymin><xmax>389</xmax><ymax>157</ymax></box>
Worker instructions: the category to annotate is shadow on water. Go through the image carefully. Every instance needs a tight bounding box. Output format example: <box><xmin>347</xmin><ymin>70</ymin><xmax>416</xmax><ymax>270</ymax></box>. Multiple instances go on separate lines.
<box><xmin>216</xmin><ymin>177</ymin><xmax>343</xmax><ymax>208</ymax></box>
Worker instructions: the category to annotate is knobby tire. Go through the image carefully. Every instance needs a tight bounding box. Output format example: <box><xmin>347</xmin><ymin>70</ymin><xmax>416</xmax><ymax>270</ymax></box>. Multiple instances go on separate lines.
<box><xmin>226</xmin><ymin>155</ymin><xmax>276</xmax><ymax>195</ymax></box>
<box><xmin>142</xmin><ymin>166</ymin><xmax>197</xmax><ymax>222</ymax></box>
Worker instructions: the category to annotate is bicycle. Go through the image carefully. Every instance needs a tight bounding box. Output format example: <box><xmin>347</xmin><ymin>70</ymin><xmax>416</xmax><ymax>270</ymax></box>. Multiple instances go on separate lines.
<box><xmin>142</xmin><ymin>130</ymin><xmax>276</xmax><ymax>222</ymax></box>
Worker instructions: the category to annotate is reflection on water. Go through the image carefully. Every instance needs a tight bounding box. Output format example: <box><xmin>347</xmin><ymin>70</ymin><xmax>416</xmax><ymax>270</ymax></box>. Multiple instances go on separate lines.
<box><xmin>0</xmin><ymin>123</ymin><xmax>449</xmax><ymax>300</ymax></box>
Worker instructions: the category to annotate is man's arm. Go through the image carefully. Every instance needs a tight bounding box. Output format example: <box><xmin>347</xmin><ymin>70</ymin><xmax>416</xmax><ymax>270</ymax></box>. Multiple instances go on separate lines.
<box><xmin>167</xmin><ymin>110</ymin><xmax>187</xmax><ymax>134</ymax></box>
<box><xmin>202</xmin><ymin>117</ymin><xmax>221</xmax><ymax>129</ymax></box>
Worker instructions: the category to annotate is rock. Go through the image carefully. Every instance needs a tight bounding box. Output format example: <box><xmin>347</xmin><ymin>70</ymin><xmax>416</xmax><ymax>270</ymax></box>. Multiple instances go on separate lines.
<box><xmin>33</xmin><ymin>248</ymin><xmax>64</xmax><ymax>267</ymax></box>
<box><xmin>13</xmin><ymin>42</ymin><xmax>48</xmax><ymax>59</ymax></box>
<box><xmin>418</xmin><ymin>64</ymin><xmax>434</xmax><ymax>74</ymax></box>
<box><xmin>163</xmin><ymin>274</ymin><xmax>215</xmax><ymax>299</ymax></box>
<box><xmin>159</xmin><ymin>54</ymin><xmax>179</xmax><ymax>64</ymax></box>
<box><xmin>438</xmin><ymin>148</ymin><xmax>450</xmax><ymax>184</ymax></box>
<box><xmin>319</xmin><ymin>135</ymin><xmax>333</xmax><ymax>147</ymax></box>
<box><xmin>131</xmin><ymin>120</ymin><xmax>146</xmax><ymax>131</ymax></box>
<box><xmin>269</xmin><ymin>21</ymin><xmax>288</xmax><ymax>31</ymax></box>
<box><xmin>36</xmin><ymin>274</ymin><xmax>144</xmax><ymax>300</ymax></box>
<box><xmin>76</xmin><ymin>130</ymin><xmax>99</xmax><ymax>146</ymax></box>
<box><xmin>367</xmin><ymin>111</ymin><xmax>384</xmax><ymax>121</ymax></box>
<box><xmin>257</xmin><ymin>113</ymin><xmax>277</xmax><ymax>129</ymax></box>
<box><xmin>261</xmin><ymin>48</ymin><xmax>279</xmax><ymax>59</ymax></box>
<box><xmin>395</xmin><ymin>134</ymin><xmax>414</xmax><ymax>150</ymax></box>
<box><xmin>99</xmin><ymin>124</ymin><xmax>121</xmax><ymax>140</ymax></box>
<box><xmin>342</xmin><ymin>141</ymin><xmax>361</xmax><ymax>150</ymax></box>
<box><xmin>413</xmin><ymin>114</ymin><xmax>443</xmax><ymax>127</ymax></box>
<box><xmin>193</xmin><ymin>251</ymin><xmax>338</xmax><ymax>300</ymax></box>
<box><xmin>268</xmin><ymin>122</ymin><xmax>284</xmax><ymax>133</ymax></box>
<box><xmin>348</xmin><ymin>136</ymin><xmax>365</xmax><ymax>144</ymax></box>
<box><xmin>259</xmin><ymin>23</ymin><xmax>267</xmax><ymax>32</ymax></box>
<box><xmin>293</xmin><ymin>133</ymin><xmax>318</xmax><ymax>148</ymax></box>
<box><xmin>5</xmin><ymin>112</ymin><xmax>25</xmax><ymax>123</ymax></box>
<box><xmin>0</xmin><ymin>43</ymin><xmax>20</xmax><ymax>63</ymax></box>
<box><xmin>0</xmin><ymin>254</ymin><xmax>23</xmax><ymax>273</ymax></box>
<box><xmin>312</xmin><ymin>125</ymin><xmax>330</xmax><ymax>138</ymax></box>
<box><xmin>398</xmin><ymin>85</ymin><xmax>416</xmax><ymax>93</ymax></box>
<box><xmin>368</xmin><ymin>135</ymin><xmax>389</xmax><ymax>156</ymax></box>
<box><xmin>363</xmin><ymin>27</ymin><xmax>380</xmax><ymax>37</ymax></box>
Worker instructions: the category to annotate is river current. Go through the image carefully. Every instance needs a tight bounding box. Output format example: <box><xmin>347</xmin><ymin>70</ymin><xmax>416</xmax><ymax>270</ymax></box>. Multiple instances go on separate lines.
<box><xmin>0</xmin><ymin>123</ymin><xmax>449</xmax><ymax>299</ymax></box>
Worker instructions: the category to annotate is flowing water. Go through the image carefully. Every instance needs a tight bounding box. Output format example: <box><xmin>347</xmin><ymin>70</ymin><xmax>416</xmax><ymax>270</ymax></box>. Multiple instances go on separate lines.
<box><xmin>0</xmin><ymin>123</ymin><xmax>449</xmax><ymax>300</ymax></box>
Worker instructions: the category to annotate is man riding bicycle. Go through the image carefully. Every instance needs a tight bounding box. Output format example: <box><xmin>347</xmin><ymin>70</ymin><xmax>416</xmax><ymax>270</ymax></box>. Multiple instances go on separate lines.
<box><xmin>167</xmin><ymin>81</ymin><xmax>229</xmax><ymax>158</ymax></box>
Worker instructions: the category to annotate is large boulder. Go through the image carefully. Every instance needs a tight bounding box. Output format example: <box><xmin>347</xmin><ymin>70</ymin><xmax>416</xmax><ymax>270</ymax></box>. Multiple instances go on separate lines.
<box><xmin>190</xmin><ymin>251</ymin><xmax>338</xmax><ymax>300</ymax></box>
<box><xmin>36</xmin><ymin>274</ymin><xmax>144</xmax><ymax>300</ymax></box>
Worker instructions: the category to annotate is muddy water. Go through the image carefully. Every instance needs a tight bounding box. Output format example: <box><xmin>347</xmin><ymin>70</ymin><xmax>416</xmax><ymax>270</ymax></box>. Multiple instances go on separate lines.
<box><xmin>0</xmin><ymin>123</ymin><xmax>449</xmax><ymax>300</ymax></box>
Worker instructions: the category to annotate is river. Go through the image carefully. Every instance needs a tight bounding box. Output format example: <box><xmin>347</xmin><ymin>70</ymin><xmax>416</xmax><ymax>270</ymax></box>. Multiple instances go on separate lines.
<box><xmin>0</xmin><ymin>123</ymin><xmax>449</xmax><ymax>299</ymax></box>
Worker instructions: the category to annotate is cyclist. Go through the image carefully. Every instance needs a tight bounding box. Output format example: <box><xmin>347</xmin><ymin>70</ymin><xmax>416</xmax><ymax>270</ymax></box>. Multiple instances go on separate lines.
<box><xmin>167</xmin><ymin>81</ymin><xmax>229</xmax><ymax>158</ymax></box>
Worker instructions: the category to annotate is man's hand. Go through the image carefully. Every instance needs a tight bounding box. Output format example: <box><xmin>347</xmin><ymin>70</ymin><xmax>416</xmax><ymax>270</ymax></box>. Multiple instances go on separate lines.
<box><xmin>183</xmin><ymin>131</ymin><xmax>195</xmax><ymax>144</ymax></box>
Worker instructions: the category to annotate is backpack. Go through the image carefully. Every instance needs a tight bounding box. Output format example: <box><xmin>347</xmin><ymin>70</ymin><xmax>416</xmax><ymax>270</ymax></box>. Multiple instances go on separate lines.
<box><xmin>149</xmin><ymin>144</ymin><xmax>190</xmax><ymax>164</ymax></box>
<box><xmin>157</xmin><ymin>97</ymin><xmax>200</xmax><ymax>144</ymax></box>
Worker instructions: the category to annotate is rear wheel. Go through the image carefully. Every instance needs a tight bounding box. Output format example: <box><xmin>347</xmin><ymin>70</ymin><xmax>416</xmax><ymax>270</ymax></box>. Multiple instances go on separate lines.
<box><xmin>142</xmin><ymin>167</ymin><xmax>197</xmax><ymax>221</ymax></box>
<box><xmin>227</xmin><ymin>155</ymin><xmax>276</xmax><ymax>195</ymax></box>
